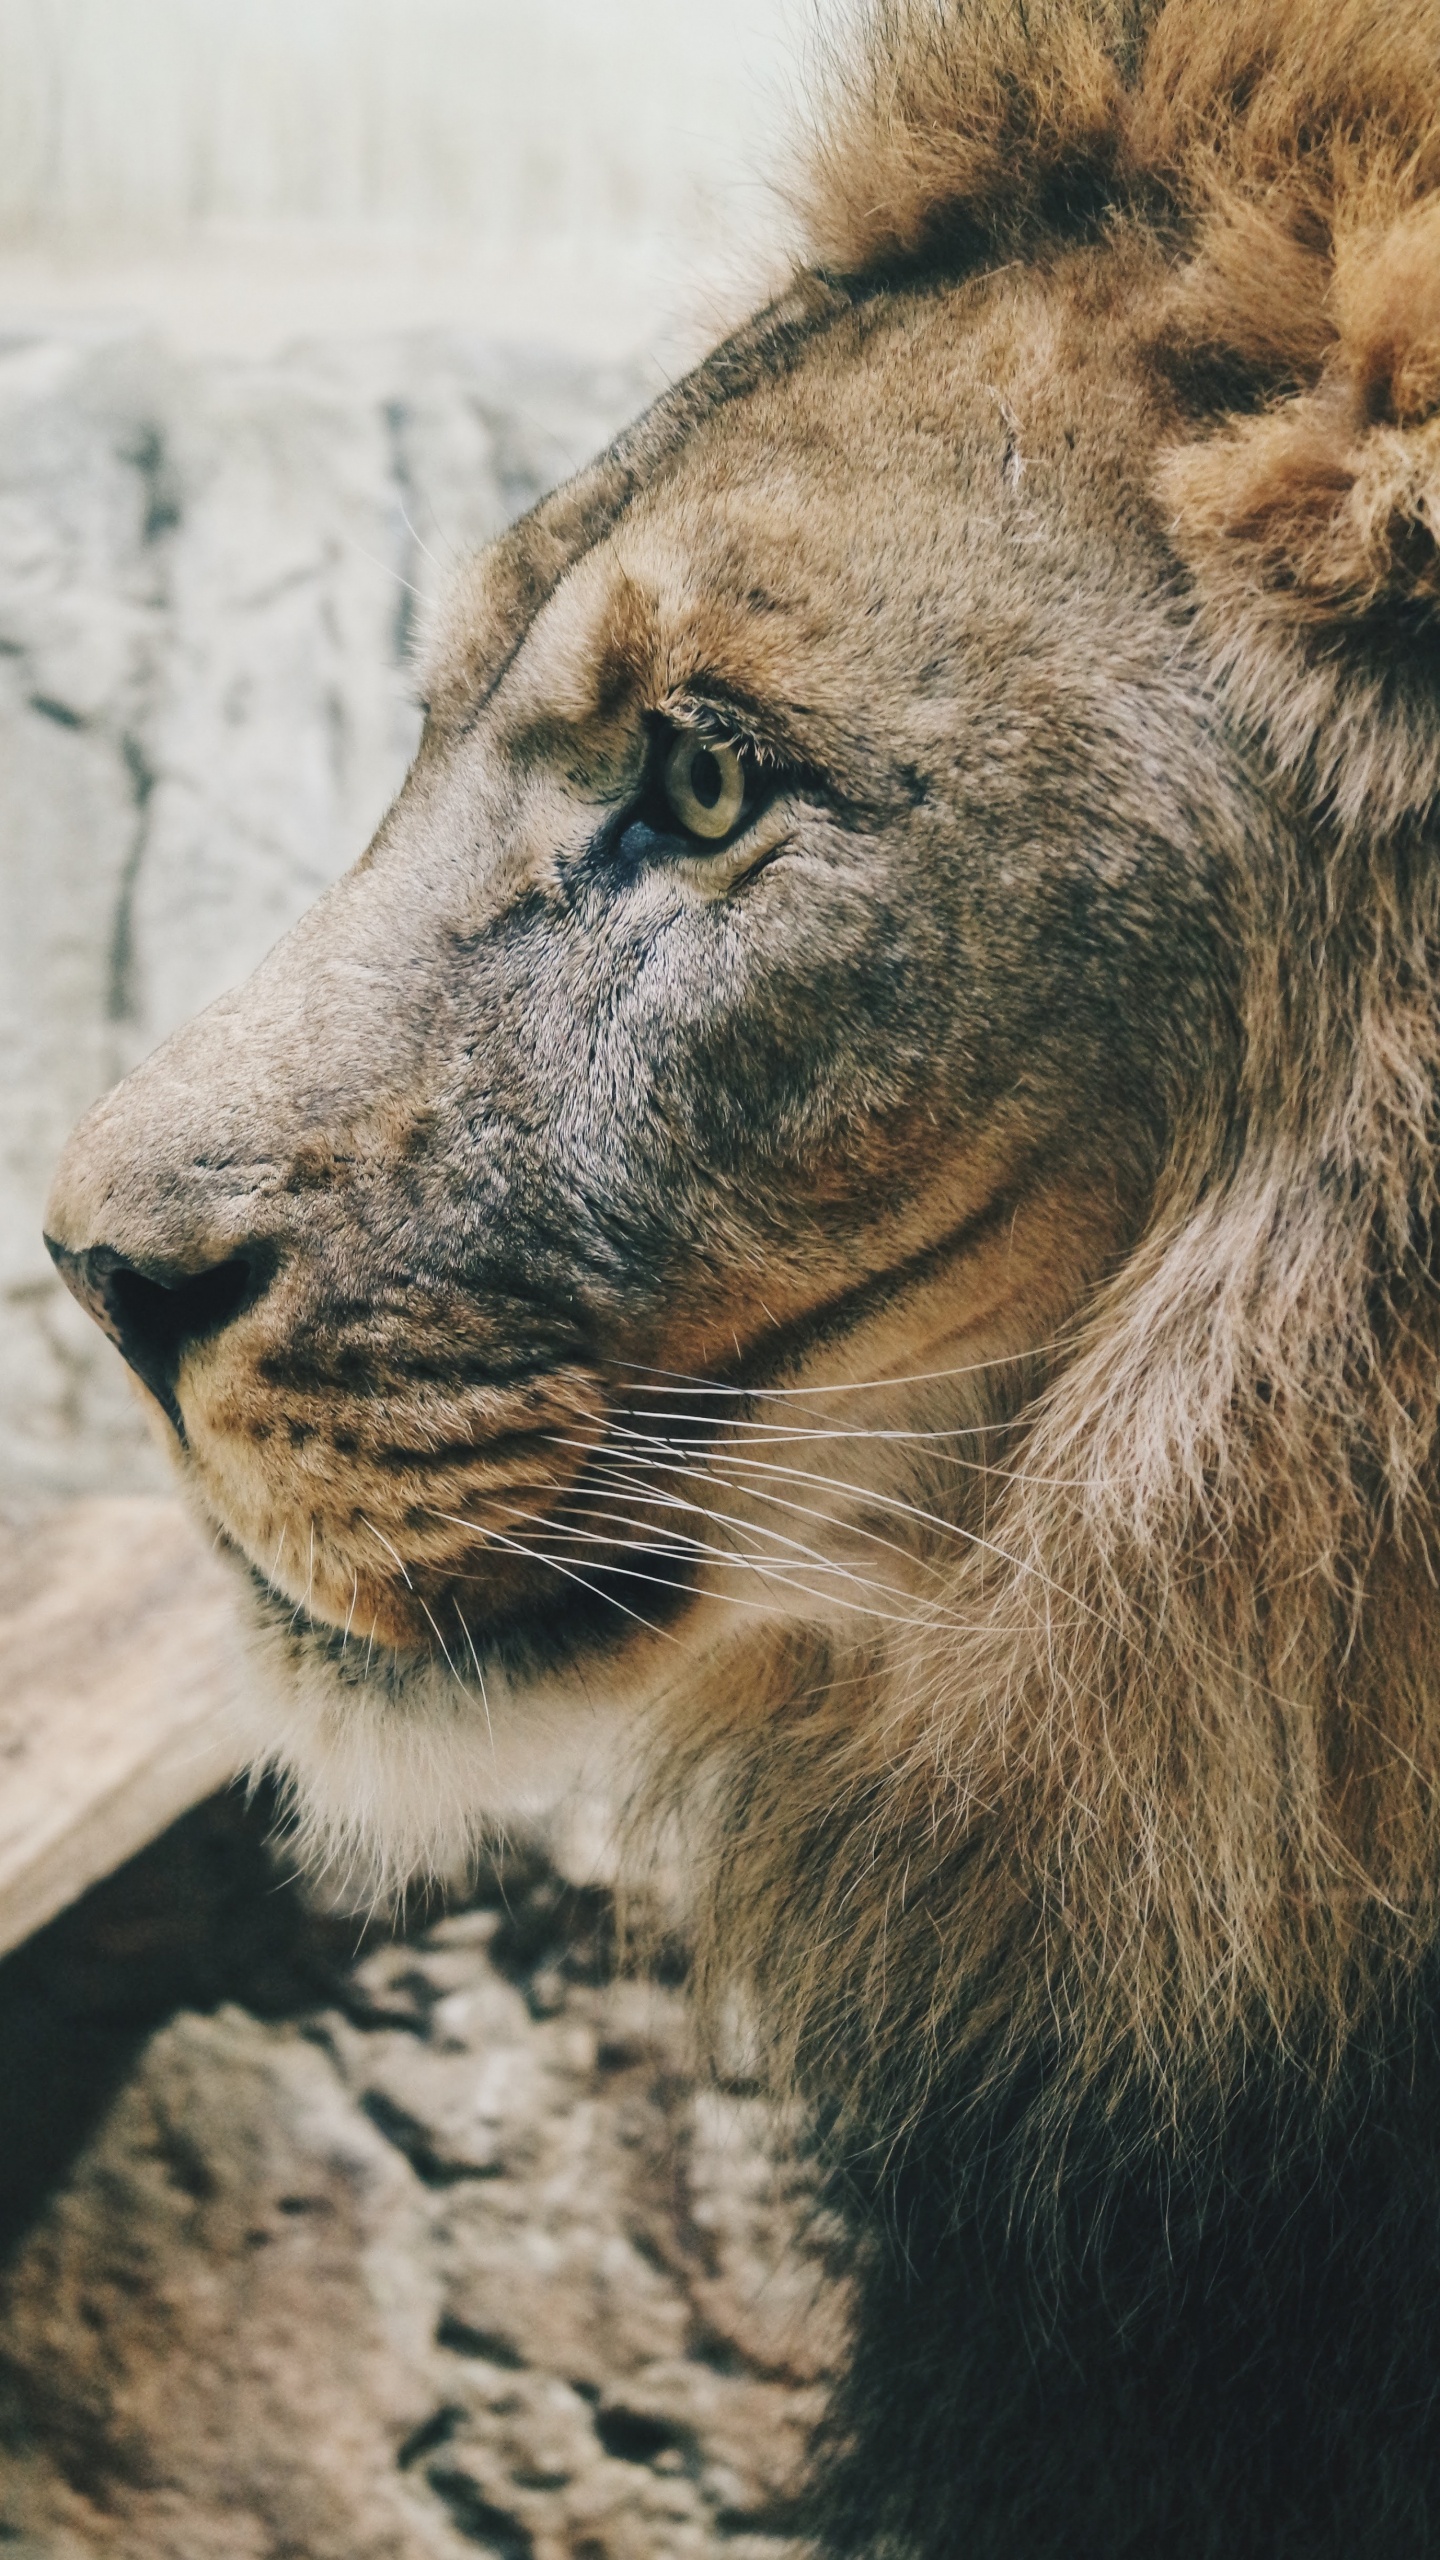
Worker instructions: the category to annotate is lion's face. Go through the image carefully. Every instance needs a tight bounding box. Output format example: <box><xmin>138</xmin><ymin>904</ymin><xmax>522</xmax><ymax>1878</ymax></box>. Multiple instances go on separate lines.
<box><xmin>46</xmin><ymin>251</ymin><xmax>1247</xmax><ymax>1848</ymax></box>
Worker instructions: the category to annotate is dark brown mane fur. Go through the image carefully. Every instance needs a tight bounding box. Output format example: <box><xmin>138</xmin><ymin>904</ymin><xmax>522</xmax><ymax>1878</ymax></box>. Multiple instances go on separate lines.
<box><xmin>655</xmin><ymin>0</ymin><xmax>1440</xmax><ymax>2171</ymax></box>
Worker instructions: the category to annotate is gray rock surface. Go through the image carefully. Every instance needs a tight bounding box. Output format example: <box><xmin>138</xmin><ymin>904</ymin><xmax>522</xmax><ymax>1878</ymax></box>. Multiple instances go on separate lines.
<box><xmin>0</xmin><ymin>1835</ymin><xmax>846</xmax><ymax>2559</ymax></box>
<box><xmin>0</xmin><ymin>328</ymin><xmax>648</xmax><ymax>1499</ymax></box>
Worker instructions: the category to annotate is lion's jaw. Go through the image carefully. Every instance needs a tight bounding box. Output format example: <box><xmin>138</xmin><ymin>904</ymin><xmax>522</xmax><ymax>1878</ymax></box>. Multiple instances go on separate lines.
<box><xmin>215</xmin><ymin>1256</ymin><xmax>1064</xmax><ymax>1898</ymax></box>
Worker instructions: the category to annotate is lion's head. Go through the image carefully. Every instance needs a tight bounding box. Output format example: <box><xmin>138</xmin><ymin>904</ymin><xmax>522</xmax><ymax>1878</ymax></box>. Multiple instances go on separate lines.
<box><xmin>46</xmin><ymin>0</ymin><xmax>1440</xmax><ymax>2150</ymax></box>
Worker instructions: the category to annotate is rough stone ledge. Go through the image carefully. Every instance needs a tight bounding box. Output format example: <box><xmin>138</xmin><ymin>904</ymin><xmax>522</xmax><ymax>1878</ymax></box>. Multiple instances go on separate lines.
<box><xmin>0</xmin><ymin>1782</ymin><xmax>849</xmax><ymax>2559</ymax></box>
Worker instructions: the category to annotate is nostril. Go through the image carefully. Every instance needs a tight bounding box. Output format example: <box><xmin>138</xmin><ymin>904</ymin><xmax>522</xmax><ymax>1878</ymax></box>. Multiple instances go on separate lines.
<box><xmin>108</xmin><ymin>1252</ymin><xmax>260</xmax><ymax>1362</ymax></box>
<box><xmin>44</xmin><ymin>1238</ymin><xmax>277</xmax><ymax>1436</ymax></box>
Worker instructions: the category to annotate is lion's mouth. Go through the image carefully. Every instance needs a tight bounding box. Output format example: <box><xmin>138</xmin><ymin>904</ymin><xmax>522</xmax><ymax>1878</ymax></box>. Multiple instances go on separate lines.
<box><xmin>183</xmin><ymin>1177</ymin><xmax>1063</xmax><ymax>1673</ymax></box>
<box><xmin>195</xmin><ymin>1215</ymin><xmax>1047</xmax><ymax>1673</ymax></box>
<box><xmin>232</xmin><ymin>1489</ymin><xmax>704</xmax><ymax>1679</ymax></box>
<box><xmin>200</xmin><ymin>1383</ymin><xmax>729</xmax><ymax>1666</ymax></box>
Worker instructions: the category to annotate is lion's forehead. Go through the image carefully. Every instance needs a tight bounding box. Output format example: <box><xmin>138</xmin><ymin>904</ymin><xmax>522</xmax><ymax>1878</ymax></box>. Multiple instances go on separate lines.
<box><xmin>427</xmin><ymin>259</ymin><xmax>1171</xmax><ymax>769</ymax></box>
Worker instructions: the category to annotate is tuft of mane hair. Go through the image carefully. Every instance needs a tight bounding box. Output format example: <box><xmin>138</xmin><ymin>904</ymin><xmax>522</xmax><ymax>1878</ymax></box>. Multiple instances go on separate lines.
<box><xmin>797</xmin><ymin>0</ymin><xmax>1149</xmax><ymax>276</ymax></box>
<box><xmin>802</xmin><ymin>0</ymin><xmax>1440</xmax><ymax>820</ymax></box>
<box><xmin>799</xmin><ymin>0</ymin><xmax>1440</xmax><ymax>281</ymax></box>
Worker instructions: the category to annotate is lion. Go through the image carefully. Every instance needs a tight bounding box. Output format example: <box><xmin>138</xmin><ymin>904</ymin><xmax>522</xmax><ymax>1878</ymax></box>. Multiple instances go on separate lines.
<box><xmin>41</xmin><ymin>0</ymin><xmax>1440</xmax><ymax>2548</ymax></box>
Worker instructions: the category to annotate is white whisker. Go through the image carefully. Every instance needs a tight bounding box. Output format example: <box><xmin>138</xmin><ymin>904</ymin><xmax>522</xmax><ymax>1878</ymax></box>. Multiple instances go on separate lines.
<box><xmin>687</xmin><ymin>1449</ymin><xmax>1109</xmax><ymax>1623</ymax></box>
<box><xmin>425</xmin><ymin>1509</ymin><xmax>679</xmax><ymax>1645</ymax></box>
<box><xmin>418</xmin><ymin>1595</ymin><xmax>468</xmax><ymax>1696</ymax></box>
<box><xmin>455</xmin><ymin>1527</ymin><xmax>905</xmax><ymax>1624</ymax></box>
<box><xmin>342</xmin><ymin>530</ymin><xmax>426</xmax><ymax>602</ymax></box>
<box><xmin>397</xmin><ymin>500</ymin><xmax>450</xmax><ymax>576</ymax></box>
<box><xmin>570</xmin><ymin>1449</ymin><xmax>912</xmax><ymax>1575</ymax></box>
<box><xmin>289</xmin><ymin>1514</ymin><xmax>319</xmax><ymax>1632</ymax></box>
<box><xmin>609</xmin><ymin>1341</ymin><xmax>1068</xmax><ymax>1402</ymax></box>
<box><xmin>359</xmin><ymin>1514</ymin><xmax>415</xmax><ymax>1588</ymax></box>
<box><xmin>639</xmin><ymin>1414</ymin><xmax>991</xmax><ymax>1446</ymax></box>
<box><xmin>562</xmin><ymin>1433</ymin><xmax>956</xmax><ymax>1589</ymax></box>
<box><xmin>603</xmin><ymin>1402</ymin><xmax>1089</xmax><ymax>1488</ymax></box>
<box><xmin>506</xmin><ymin>1493</ymin><xmax>923</xmax><ymax>1627</ymax></box>
<box><xmin>569</xmin><ymin>1429</ymin><xmax>1117</xmax><ymax>1638</ymax></box>
<box><xmin>452</xmin><ymin>1606</ymin><xmax>495</xmax><ymax>1744</ymax></box>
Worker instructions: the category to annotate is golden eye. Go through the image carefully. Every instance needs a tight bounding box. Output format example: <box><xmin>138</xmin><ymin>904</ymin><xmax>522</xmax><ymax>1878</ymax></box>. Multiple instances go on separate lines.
<box><xmin>662</xmin><ymin>730</ymin><xmax>748</xmax><ymax>841</ymax></box>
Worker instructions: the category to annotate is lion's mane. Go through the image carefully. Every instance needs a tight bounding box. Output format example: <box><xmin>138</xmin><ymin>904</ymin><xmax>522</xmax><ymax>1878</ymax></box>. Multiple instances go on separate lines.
<box><xmin>653</xmin><ymin>0</ymin><xmax>1440</xmax><ymax>2196</ymax></box>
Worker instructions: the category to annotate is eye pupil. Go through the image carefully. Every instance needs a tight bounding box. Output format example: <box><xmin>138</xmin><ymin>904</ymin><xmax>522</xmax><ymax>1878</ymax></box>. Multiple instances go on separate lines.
<box><xmin>689</xmin><ymin>747</ymin><xmax>723</xmax><ymax>809</ymax></box>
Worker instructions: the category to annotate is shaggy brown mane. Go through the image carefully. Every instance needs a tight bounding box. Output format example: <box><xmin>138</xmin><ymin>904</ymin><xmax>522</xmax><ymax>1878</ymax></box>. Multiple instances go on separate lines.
<box><xmin>805</xmin><ymin>2</ymin><xmax>1440</xmax><ymax>820</ymax></box>
<box><xmin>651</xmin><ymin>0</ymin><xmax>1440</xmax><ymax>2177</ymax></box>
<box><xmin>799</xmin><ymin>0</ymin><xmax>1440</xmax><ymax>284</ymax></box>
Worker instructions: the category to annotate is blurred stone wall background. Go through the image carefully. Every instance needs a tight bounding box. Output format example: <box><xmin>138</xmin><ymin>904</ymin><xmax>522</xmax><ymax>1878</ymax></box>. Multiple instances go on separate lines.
<box><xmin>0</xmin><ymin>0</ymin><xmax>810</xmax><ymax>352</ymax></box>
<box><xmin>0</xmin><ymin>0</ymin><xmax>816</xmax><ymax>1501</ymax></box>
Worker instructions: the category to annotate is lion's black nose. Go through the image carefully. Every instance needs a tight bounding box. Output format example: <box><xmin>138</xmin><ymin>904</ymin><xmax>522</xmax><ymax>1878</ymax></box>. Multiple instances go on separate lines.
<box><xmin>44</xmin><ymin>1238</ymin><xmax>275</xmax><ymax>1434</ymax></box>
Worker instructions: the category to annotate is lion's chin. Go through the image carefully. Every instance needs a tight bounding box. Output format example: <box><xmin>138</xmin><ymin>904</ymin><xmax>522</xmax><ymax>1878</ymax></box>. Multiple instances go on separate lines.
<box><xmin>222</xmin><ymin>1567</ymin><xmax>646</xmax><ymax>1909</ymax></box>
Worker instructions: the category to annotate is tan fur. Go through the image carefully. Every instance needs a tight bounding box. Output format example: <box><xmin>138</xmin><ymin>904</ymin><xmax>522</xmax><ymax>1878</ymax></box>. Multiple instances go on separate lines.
<box><xmin>44</xmin><ymin>0</ymin><xmax>1440</xmax><ymax>2200</ymax></box>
